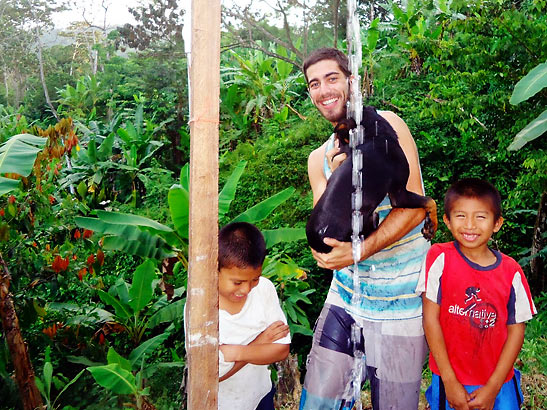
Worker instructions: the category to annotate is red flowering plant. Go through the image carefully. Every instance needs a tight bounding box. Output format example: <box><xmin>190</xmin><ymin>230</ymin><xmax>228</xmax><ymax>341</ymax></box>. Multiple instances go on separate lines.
<box><xmin>0</xmin><ymin>119</ymin><xmax>109</xmax><ymax>357</ymax></box>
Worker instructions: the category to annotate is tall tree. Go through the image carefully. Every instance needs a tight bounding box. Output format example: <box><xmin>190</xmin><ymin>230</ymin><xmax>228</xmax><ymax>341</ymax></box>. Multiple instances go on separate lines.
<box><xmin>222</xmin><ymin>1</ymin><xmax>309</xmax><ymax>66</ymax></box>
<box><xmin>0</xmin><ymin>256</ymin><xmax>43</xmax><ymax>410</ymax></box>
<box><xmin>13</xmin><ymin>0</ymin><xmax>66</xmax><ymax>119</ymax></box>
<box><xmin>0</xmin><ymin>2</ymin><xmax>35</xmax><ymax>107</ymax></box>
<box><xmin>220</xmin><ymin>0</ymin><xmax>393</xmax><ymax>66</ymax></box>
<box><xmin>116</xmin><ymin>0</ymin><xmax>188</xmax><ymax>167</ymax></box>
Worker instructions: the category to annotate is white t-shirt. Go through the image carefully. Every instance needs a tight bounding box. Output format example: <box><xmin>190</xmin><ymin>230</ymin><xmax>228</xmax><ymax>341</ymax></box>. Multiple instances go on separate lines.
<box><xmin>218</xmin><ymin>276</ymin><xmax>291</xmax><ymax>410</ymax></box>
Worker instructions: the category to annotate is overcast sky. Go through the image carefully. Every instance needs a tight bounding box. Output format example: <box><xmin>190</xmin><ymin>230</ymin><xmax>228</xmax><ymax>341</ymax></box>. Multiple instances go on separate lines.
<box><xmin>50</xmin><ymin>0</ymin><xmax>191</xmax><ymax>51</ymax></box>
<box><xmin>51</xmin><ymin>0</ymin><xmax>138</xmax><ymax>28</ymax></box>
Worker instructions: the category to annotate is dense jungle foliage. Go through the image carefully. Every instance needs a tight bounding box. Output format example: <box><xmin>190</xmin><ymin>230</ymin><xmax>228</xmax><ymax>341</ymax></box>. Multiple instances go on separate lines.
<box><xmin>0</xmin><ymin>0</ymin><xmax>545</xmax><ymax>409</ymax></box>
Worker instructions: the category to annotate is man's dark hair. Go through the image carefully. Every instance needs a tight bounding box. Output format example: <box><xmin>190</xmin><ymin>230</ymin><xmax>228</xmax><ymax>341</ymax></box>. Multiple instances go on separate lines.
<box><xmin>218</xmin><ymin>222</ymin><xmax>266</xmax><ymax>270</ymax></box>
<box><xmin>444</xmin><ymin>178</ymin><xmax>502</xmax><ymax>220</ymax></box>
<box><xmin>302</xmin><ymin>47</ymin><xmax>351</xmax><ymax>85</ymax></box>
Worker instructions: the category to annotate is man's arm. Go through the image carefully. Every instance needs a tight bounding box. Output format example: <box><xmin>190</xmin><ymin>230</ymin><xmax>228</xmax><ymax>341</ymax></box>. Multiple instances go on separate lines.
<box><xmin>308</xmin><ymin>142</ymin><xmax>328</xmax><ymax>206</ymax></box>
<box><xmin>467</xmin><ymin>323</ymin><xmax>525</xmax><ymax>410</ymax></box>
<box><xmin>311</xmin><ymin>111</ymin><xmax>426</xmax><ymax>270</ymax></box>
<box><xmin>423</xmin><ymin>296</ymin><xmax>471</xmax><ymax>410</ymax></box>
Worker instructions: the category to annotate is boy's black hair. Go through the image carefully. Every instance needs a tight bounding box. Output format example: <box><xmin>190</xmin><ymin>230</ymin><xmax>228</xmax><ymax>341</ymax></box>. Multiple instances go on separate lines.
<box><xmin>302</xmin><ymin>47</ymin><xmax>351</xmax><ymax>85</ymax></box>
<box><xmin>218</xmin><ymin>222</ymin><xmax>266</xmax><ymax>270</ymax></box>
<box><xmin>444</xmin><ymin>178</ymin><xmax>502</xmax><ymax>220</ymax></box>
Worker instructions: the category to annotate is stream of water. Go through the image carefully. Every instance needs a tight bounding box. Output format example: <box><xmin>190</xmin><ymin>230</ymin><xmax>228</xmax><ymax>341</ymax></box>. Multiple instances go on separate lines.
<box><xmin>346</xmin><ymin>0</ymin><xmax>365</xmax><ymax>408</ymax></box>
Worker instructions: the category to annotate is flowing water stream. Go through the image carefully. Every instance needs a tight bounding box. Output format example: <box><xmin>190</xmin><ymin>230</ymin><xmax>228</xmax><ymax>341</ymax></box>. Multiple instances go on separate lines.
<box><xmin>346</xmin><ymin>0</ymin><xmax>365</xmax><ymax>408</ymax></box>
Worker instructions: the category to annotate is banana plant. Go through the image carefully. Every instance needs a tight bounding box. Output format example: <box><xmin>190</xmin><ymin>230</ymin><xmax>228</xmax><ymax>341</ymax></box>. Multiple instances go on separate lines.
<box><xmin>115</xmin><ymin>103</ymin><xmax>168</xmax><ymax>206</ymax></box>
<box><xmin>222</xmin><ymin>47</ymin><xmax>302</xmax><ymax>124</ymax></box>
<box><xmin>56</xmin><ymin>75</ymin><xmax>103</xmax><ymax>120</ymax></box>
<box><xmin>66</xmin><ymin>260</ymin><xmax>184</xmax><ymax>409</ymax></box>
<box><xmin>507</xmin><ymin>61</ymin><xmax>547</xmax><ymax>151</ymax></box>
<box><xmin>0</xmin><ymin>105</ymin><xmax>31</xmax><ymax>143</ymax></box>
<box><xmin>0</xmin><ymin>133</ymin><xmax>47</xmax><ymax>195</ymax></box>
<box><xmin>87</xmin><ymin>342</ymin><xmax>184</xmax><ymax>410</ymax></box>
<box><xmin>75</xmin><ymin>160</ymin><xmax>305</xmax><ymax>269</ymax></box>
<box><xmin>95</xmin><ymin>259</ymin><xmax>185</xmax><ymax>345</ymax></box>
<box><xmin>59</xmin><ymin>131</ymin><xmax>116</xmax><ymax>204</ymax></box>
<box><xmin>34</xmin><ymin>346</ymin><xmax>85</xmax><ymax>410</ymax></box>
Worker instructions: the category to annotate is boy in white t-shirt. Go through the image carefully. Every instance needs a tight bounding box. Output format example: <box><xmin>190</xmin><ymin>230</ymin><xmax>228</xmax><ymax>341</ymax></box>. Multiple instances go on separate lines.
<box><xmin>217</xmin><ymin>222</ymin><xmax>291</xmax><ymax>410</ymax></box>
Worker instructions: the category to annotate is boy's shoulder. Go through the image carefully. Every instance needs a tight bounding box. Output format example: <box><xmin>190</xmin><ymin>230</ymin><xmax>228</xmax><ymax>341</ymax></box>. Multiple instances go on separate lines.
<box><xmin>497</xmin><ymin>250</ymin><xmax>519</xmax><ymax>266</ymax></box>
<box><xmin>246</xmin><ymin>276</ymin><xmax>277</xmax><ymax>301</ymax></box>
<box><xmin>428</xmin><ymin>241</ymin><xmax>456</xmax><ymax>258</ymax></box>
<box><xmin>496</xmin><ymin>251</ymin><xmax>524</xmax><ymax>275</ymax></box>
<box><xmin>257</xmin><ymin>276</ymin><xmax>275</xmax><ymax>291</ymax></box>
<box><xmin>430</xmin><ymin>241</ymin><xmax>455</xmax><ymax>251</ymax></box>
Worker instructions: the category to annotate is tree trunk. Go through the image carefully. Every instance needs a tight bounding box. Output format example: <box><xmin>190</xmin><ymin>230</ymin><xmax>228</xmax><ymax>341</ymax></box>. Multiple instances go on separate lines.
<box><xmin>0</xmin><ymin>254</ymin><xmax>44</xmax><ymax>410</ymax></box>
<box><xmin>333</xmin><ymin>0</ymin><xmax>340</xmax><ymax>48</ymax></box>
<box><xmin>530</xmin><ymin>191</ymin><xmax>546</xmax><ymax>294</ymax></box>
<box><xmin>3</xmin><ymin>66</ymin><xmax>8</xmax><ymax>102</ymax></box>
<box><xmin>35</xmin><ymin>27</ymin><xmax>59</xmax><ymax>121</ymax></box>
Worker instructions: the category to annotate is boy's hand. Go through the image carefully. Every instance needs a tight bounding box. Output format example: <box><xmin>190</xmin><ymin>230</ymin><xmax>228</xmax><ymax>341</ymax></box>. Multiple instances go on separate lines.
<box><xmin>467</xmin><ymin>382</ymin><xmax>499</xmax><ymax>410</ymax></box>
<box><xmin>219</xmin><ymin>344</ymin><xmax>242</xmax><ymax>362</ymax></box>
<box><xmin>252</xmin><ymin>321</ymin><xmax>289</xmax><ymax>345</ymax></box>
<box><xmin>444</xmin><ymin>378</ymin><xmax>471</xmax><ymax>410</ymax></box>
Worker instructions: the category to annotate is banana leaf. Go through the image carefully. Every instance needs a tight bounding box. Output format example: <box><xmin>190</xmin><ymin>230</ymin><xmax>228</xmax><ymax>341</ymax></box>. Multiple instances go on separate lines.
<box><xmin>508</xmin><ymin>109</ymin><xmax>547</xmax><ymax>151</ymax></box>
<box><xmin>107</xmin><ymin>348</ymin><xmax>132</xmax><ymax>372</ymax></box>
<box><xmin>232</xmin><ymin>187</ymin><xmax>295</xmax><ymax>223</ymax></box>
<box><xmin>168</xmin><ymin>185</ymin><xmax>189</xmax><ymax>239</ymax></box>
<box><xmin>0</xmin><ymin>133</ymin><xmax>47</xmax><ymax>194</ymax></box>
<box><xmin>262</xmin><ymin>227</ymin><xmax>306</xmax><ymax>248</ymax></box>
<box><xmin>128</xmin><ymin>260</ymin><xmax>157</xmax><ymax>313</ymax></box>
<box><xmin>510</xmin><ymin>61</ymin><xmax>547</xmax><ymax>105</ymax></box>
<box><xmin>147</xmin><ymin>298</ymin><xmax>186</xmax><ymax>329</ymax></box>
<box><xmin>219</xmin><ymin>160</ymin><xmax>247</xmax><ymax>219</ymax></box>
<box><xmin>87</xmin><ymin>364</ymin><xmax>137</xmax><ymax>395</ymax></box>
<box><xmin>129</xmin><ymin>332</ymin><xmax>170</xmax><ymax>367</ymax></box>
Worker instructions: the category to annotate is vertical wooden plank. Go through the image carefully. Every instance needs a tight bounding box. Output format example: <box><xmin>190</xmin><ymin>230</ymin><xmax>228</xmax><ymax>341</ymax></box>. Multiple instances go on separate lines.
<box><xmin>187</xmin><ymin>0</ymin><xmax>221</xmax><ymax>408</ymax></box>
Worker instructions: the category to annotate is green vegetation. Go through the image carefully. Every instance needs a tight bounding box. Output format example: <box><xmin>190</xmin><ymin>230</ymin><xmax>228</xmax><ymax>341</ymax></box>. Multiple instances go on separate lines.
<box><xmin>0</xmin><ymin>0</ymin><xmax>545</xmax><ymax>409</ymax></box>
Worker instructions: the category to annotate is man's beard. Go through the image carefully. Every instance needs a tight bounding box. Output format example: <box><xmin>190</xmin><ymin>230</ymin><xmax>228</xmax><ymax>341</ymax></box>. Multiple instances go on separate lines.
<box><xmin>323</xmin><ymin>104</ymin><xmax>347</xmax><ymax>124</ymax></box>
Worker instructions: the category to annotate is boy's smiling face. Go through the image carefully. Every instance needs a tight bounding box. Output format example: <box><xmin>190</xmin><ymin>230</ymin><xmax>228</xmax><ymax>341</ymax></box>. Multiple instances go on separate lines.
<box><xmin>218</xmin><ymin>265</ymin><xmax>261</xmax><ymax>312</ymax></box>
<box><xmin>443</xmin><ymin>196</ymin><xmax>503</xmax><ymax>260</ymax></box>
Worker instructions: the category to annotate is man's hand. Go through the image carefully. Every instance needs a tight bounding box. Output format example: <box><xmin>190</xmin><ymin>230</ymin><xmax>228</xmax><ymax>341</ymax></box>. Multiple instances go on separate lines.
<box><xmin>311</xmin><ymin>238</ymin><xmax>356</xmax><ymax>270</ymax></box>
<box><xmin>444</xmin><ymin>378</ymin><xmax>471</xmax><ymax>410</ymax></box>
<box><xmin>325</xmin><ymin>139</ymin><xmax>347</xmax><ymax>172</ymax></box>
<box><xmin>252</xmin><ymin>321</ymin><xmax>289</xmax><ymax>345</ymax></box>
<box><xmin>467</xmin><ymin>382</ymin><xmax>500</xmax><ymax>410</ymax></box>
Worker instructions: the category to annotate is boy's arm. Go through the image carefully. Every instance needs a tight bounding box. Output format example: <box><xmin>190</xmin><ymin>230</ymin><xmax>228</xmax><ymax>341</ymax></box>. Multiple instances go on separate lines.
<box><xmin>220</xmin><ymin>342</ymin><xmax>290</xmax><ymax>365</ymax></box>
<box><xmin>467</xmin><ymin>323</ymin><xmax>525</xmax><ymax>410</ymax></box>
<box><xmin>423</xmin><ymin>296</ymin><xmax>470</xmax><ymax>410</ymax></box>
<box><xmin>219</xmin><ymin>321</ymin><xmax>290</xmax><ymax>382</ymax></box>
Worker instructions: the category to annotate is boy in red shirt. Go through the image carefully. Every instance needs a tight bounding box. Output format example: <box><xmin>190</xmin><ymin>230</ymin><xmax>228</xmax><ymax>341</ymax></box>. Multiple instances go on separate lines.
<box><xmin>417</xmin><ymin>178</ymin><xmax>536</xmax><ymax>410</ymax></box>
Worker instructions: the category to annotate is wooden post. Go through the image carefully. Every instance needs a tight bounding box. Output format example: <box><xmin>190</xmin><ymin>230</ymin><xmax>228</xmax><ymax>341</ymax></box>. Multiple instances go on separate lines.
<box><xmin>186</xmin><ymin>0</ymin><xmax>221</xmax><ymax>408</ymax></box>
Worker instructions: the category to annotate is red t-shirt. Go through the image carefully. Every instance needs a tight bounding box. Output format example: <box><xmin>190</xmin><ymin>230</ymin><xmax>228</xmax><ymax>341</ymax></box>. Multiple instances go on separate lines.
<box><xmin>419</xmin><ymin>242</ymin><xmax>536</xmax><ymax>385</ymax></box>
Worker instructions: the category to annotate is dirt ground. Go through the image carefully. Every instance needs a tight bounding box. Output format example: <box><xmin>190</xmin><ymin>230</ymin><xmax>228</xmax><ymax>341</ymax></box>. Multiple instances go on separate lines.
<box><xmin>277</xmin><ymin>372</ymin><xmax>547</xmax><ymax>409</ymax></box>
<box><xmin>276</xmin><ymin>380</ymin><xmax>431</xmax><ymax>410</ymax></box>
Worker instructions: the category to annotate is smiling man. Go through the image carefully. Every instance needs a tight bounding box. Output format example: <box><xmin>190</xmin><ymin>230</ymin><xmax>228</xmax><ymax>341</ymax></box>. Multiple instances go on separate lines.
<box><xmin>299</xmin><ymin>47</ymin><xmax>431</xmax><ymax>410</ymax></box>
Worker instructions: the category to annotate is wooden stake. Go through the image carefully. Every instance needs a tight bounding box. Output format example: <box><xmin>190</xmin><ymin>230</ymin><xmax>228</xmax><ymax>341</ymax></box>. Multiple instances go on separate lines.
<box><xmin>186</xmin><ymin>0</ymin><xmax>221</xmax><ymax>408</ymax></box>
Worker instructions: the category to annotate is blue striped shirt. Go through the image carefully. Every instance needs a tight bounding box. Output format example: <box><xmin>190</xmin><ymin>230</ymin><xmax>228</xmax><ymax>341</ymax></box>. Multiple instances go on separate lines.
<box><xmin>322</xmin><ymin>134</ymin><xmax>430</xmax><ymax>321</ymax></box>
